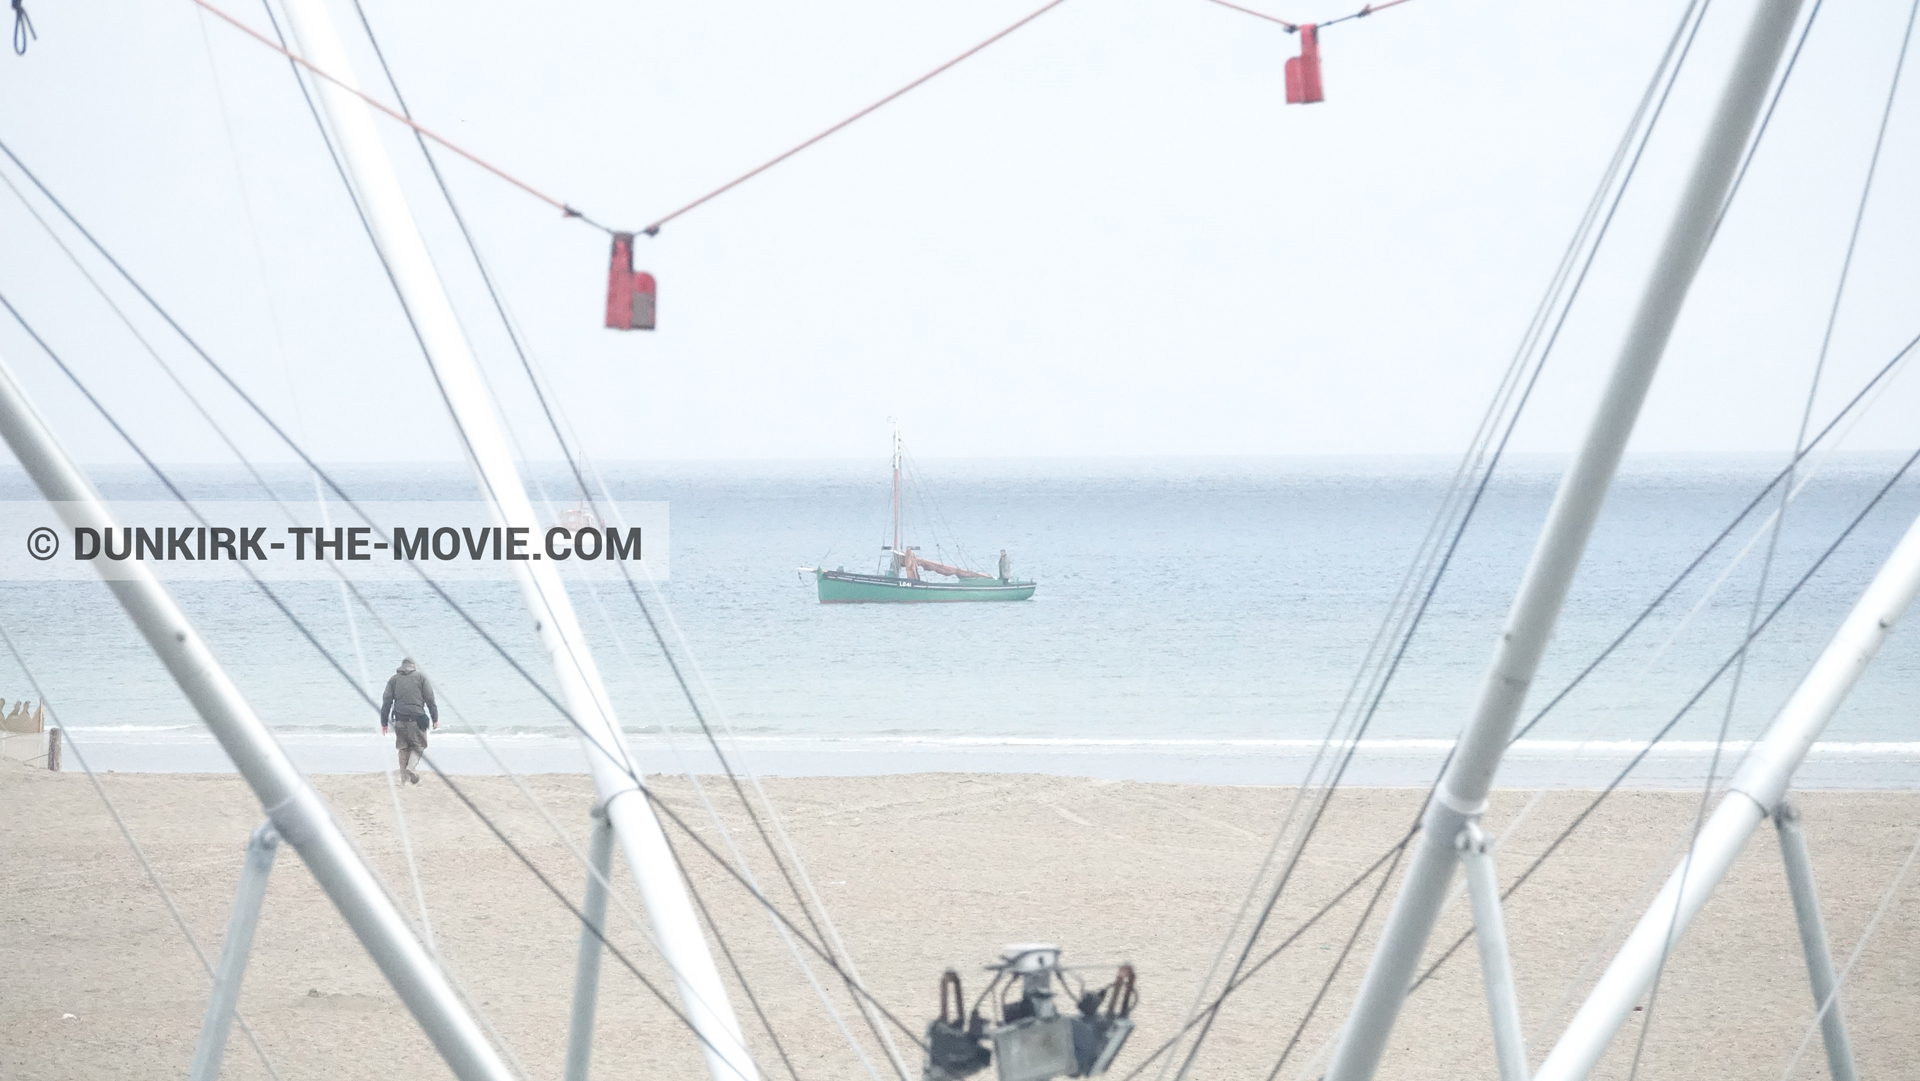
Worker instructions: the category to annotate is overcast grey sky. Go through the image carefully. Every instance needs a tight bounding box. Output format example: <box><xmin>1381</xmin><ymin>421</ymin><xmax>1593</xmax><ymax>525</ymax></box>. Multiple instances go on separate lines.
<box><xmin>0</xmin><ymin>0</ymin><xmax>1916</xmax><ymax>465</ymax></box>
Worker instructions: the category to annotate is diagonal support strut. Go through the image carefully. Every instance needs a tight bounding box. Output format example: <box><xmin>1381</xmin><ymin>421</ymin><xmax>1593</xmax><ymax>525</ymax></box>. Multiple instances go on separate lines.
<box><xmin>565</xmin><ymin>803</ymin><xmax>618</xmax><ymax>1081</ymax></box>
<box><xmin>1774</xmin><ymin>801</ymin><xmax>1858</xmax><ymax>1081</ymax></box>
<box><xmin>190</xmin><ymin>822</ymin><xmax>282</xmax><ymax>1081</ymax></box>
<box><xmin>1322</xmin><ymin>0</ymin><xmax>1807</xmax><ymax>1075</ymax></box>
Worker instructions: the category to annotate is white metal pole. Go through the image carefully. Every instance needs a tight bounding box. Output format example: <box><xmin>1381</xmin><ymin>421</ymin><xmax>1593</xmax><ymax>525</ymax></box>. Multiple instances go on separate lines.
<box><xmin>190</xmin><ymin>822</ymin><xmax>282</xmax><ymax>1081</ymax></box>
<box><xmin>1458</xmin><ymin>826</ymin><xmax>1529</xmax><ymax>1081</ymax></box>
<box><xmin>1322</xmin><ymin>2</ymin><xmax>1804</xmax><ymax>1077</ymax></box>
<box><xmin>1535</xmin><ymin>504</ymin><xmax>1920</xmax><ymax>1081</ymax></box>
<box><xmin>565</xmin><ymin>804</ymin><xmax>617</xmax><ymax>1081</ymax></box>
<box><xmin>1774</xmin><ymin>802</ymin><xmax>1858</xmax><ymax>1081</ymax></box>
<box><xmin>0</xmin><ymin>353</ymin><xmax>516</xmax><ymax>1081</ymax></box>
<box><xmin>271</xmin><ymin>5</ymin><xmax>758</xmax><ymax>1079</ymax></box>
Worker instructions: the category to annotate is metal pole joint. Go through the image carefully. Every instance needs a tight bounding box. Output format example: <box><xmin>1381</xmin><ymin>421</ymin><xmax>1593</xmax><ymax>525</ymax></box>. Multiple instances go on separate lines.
<box><xmin>1454</xmin><ymin>820</ymin><xmax>1492</xmax><ymax>856</ymax></box>
<box><xmin>248</xmin><ymin>820</ymin><xmax>283</xmax><ymax>855</ymax></box>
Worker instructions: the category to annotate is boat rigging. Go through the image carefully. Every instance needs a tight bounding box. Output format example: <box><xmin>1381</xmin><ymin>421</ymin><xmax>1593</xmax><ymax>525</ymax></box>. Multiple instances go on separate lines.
<box><xmin>804</xmin><ymin>426</ymin><xmax>1038</xmax><ymax>603</ymax></box>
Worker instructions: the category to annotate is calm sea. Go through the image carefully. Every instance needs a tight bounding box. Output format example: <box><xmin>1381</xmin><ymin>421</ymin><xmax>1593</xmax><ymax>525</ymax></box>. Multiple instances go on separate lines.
<box><xmin>5</xmin><ymin>455</ymin><xmax>1918</xmax><ymax>787</ymax></box>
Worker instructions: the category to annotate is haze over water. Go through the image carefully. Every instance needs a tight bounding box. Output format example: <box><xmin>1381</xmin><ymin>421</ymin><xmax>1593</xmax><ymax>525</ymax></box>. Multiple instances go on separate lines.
<box><xmin>5</xmin><ymin>455</ymin><xmax>1918</xmax><ymax>786</ymax></box>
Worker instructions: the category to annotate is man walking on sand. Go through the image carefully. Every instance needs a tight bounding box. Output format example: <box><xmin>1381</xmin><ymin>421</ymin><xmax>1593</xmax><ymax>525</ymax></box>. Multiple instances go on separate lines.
<box><xmin>380</xmin><ymin>657</ymin><xmax>438</xmax><ymax>784</ymax></box>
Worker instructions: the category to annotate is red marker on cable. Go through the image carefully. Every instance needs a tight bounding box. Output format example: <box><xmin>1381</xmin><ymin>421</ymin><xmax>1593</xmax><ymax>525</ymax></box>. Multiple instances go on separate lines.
<box><xmin>1286</xmin><ymin>23</ymin><xmax>1324</xmax><ymax>104</ymax></box>
<box><xmin>604</xmin><ymin>233</ymin><xmax>656</xmax><ymax>331</ymax></box>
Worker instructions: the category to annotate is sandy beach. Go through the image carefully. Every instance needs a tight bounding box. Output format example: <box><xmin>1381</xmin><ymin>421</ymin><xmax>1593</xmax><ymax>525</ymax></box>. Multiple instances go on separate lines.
<box><xmin>5</xmin><ymin>760</ymin><xmax>1917</xmax><ymax>1080</ymax></box>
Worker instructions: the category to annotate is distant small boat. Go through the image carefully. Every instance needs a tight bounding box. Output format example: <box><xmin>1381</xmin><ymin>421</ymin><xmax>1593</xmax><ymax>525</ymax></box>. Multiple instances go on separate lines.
<box><xmin>803</xmin><ymin>428</ymin><xmax>1036</xmax><ymax>603</ymax></box>
<box><xmin>811</xmin><ymin>568</ymin><xmax>1036</xmax><ymax>603</ymax></box>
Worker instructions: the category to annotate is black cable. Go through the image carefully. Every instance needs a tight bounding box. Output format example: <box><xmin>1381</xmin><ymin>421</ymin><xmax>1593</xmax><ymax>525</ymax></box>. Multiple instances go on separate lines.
<box><xmin>1167</xmin><ymin>388</ymin><xmax>1516</xmax><ymax>1076</ymax></box>
<box><xmin>242</xmin><ymin>0</ymin><xmax>648</xmax><ymax>783</ymax></box>
<box><xmin>1176</xmin><ymin>5</ymin><xmax>1853</xmax><ymax>1056</ymax></box>
<box><xmin>1640</xmin><ymin>9</ymin><xmax>1913</xmax><ymax>1070</ymax></box>
<box><xmin>1410</xmin><ymin>443</ymin><xmax>1920</xmax><ymax>994</ymax></box>
<box><xmin>1222</xmin><ymin>3</ymin><xmax>1844</xmax><ymax>1067</ymax></box>
<box><xmin>1630</xmin><ymin>432</ymin><xmax>1791</xmax><ymax>1080</ymax></box>
<box><xmin>337</xmin><ymin>0</ymin><xmax>595</xmax><ymax>509</ymax></box>
<box><xmin>1169</xmin><ymin>6</ymin><xmax>1719</xmax><ymax>1074</ymax></box>
<box><xmin>330</xmin><ymin>5</ymin><xmax>833</xmax><ymax>1072</ymax></box>
<box><xmin>0</xmin><ymin>134</ymin><xmax>641</xmax><ymax>776</ymax></box>
<box><xmin>337</xmin><ymin>14</ymin><xmax>883</xmax><ymax>1063</ymax></box>
<box><xmin>7</xmin><ymin>0</ymin><xmax>1843</xmax><ymax>1067</ymax></box>
<box><xmin>1508</xmin><ymin>327</ymin><xmax>1920</xmax><ymax>747</ymax></box>
<box><xmin>1114</xmin><ymin>831</ymin><xmax>1417</xmax><ymax>1081</ymax></box>
<box><xmin>1698</xmin><ymin>0</ymin><xmax>1826</xmax><ymax>252</ymax></box>
<box><xmin>1195</xmin><ymin>397</ymin><xmax>1920</xmax><ymax>1057</ymax></box>
<box><xmin>657</xmin><ymin>819</ymin><xmax>807</xmax><ymax>1081</ymax></box>
<box><xmin>7</xmin><ymin>13</ymin><xmax>1467</xmax><ymax>1068</ymax></box>
<box><xmin>0</xmin><ymin>287</ymin><xmax>757</xmax><ymax>1072</ymax></box>
<box><xmin>610</xmin><ymin>563</ymin><xmax>881</xmax><ymax>993</ymax></box>
<box><xmin>0</xmin><ymin>283</ymin><xmax>933</xmax><ymax>1075</ymax></box>
<box><xmin>3</xmin><ymin>34</ymin><xmax>821</xmax><ymax>1057</ymax></box>
<box><xmin>1104</xmin><ymin>323</ymin><xmax>1920</xmax><ymax>1068</ymax></box>
<box><xmin>242</xmin><ymin>0</ymin><xmax>638</xmax><ymax>779</ymax></box>
<box><xmin>1797</xmin><ymin>0</ymin><xmax>1916</xmax><ymax>423</ymax></box>
<box><xmin>10</xmin><ymin>0</ymin><xmax>33</xmax><ymax>55</ymax></box>
<box><xmin>0</xmin><ymin>169</ymin><xmax>928</xmax><ymax>1050</ymax></box>
<box><xmin>345</xmin><ymin>0</ymin><xmax>848</xmax><ymax>956</ymax></box>
<box><xmin>419</xmin><ymin>752</ymin><xmax>757</xmax><ymax>1081</ymax></box>
<box><xmin>1263</xmin><ymin>839</ymin><xmax>1408</xmax><ymax>1081</ymax></box>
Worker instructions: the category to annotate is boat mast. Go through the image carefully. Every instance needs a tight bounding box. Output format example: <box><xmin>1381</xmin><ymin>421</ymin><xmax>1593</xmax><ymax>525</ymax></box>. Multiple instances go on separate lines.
<box><xmin>271</xmin><ymin>4</ymin><xmax>758</xmax><ymax>1079</ymax></box>
<box><xmin>0</xmin><ymin>354</ymin><xmax>514</xmax><ymax>1081</ymax></box>
<box><xmin>1322</xmin><ymin>1</ymin><xmax>1806</xmax><ymax>1077</ymax></box>
<box><xmin>892</xmin><ymin>423</ymin><xmax>903</xmax><ymax>554</ymax></box>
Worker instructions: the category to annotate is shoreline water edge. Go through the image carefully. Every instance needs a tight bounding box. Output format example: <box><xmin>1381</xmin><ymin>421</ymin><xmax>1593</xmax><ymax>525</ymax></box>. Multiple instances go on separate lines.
<box><xmin>41</xmin><ymin>727</ymin><xmax>1920</xmax><ymax>788</ymax></box>
<box><xmin>9</xmin><ymin>457</ymin><xmax>1920</xmax><ymax>791</ymax></box>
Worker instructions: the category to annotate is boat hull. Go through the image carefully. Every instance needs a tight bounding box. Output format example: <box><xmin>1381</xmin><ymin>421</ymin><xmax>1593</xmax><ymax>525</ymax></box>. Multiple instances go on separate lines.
<box><xmin>815</xmin><ymin>570</ymin><xmax>1036</xmax><ymax>603</ymax></box>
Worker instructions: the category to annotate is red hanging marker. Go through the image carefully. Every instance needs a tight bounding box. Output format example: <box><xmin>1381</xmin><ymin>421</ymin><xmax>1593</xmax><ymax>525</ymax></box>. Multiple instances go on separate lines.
<box><xmin>604</xmin><ymin>232</ymin><xmax>656</xmax><ymax>331</ymax></box>
<box><xmin>1285</xmin><ymin>23</ymin><xmax>1324</xmax><ymax>105</ymax></box>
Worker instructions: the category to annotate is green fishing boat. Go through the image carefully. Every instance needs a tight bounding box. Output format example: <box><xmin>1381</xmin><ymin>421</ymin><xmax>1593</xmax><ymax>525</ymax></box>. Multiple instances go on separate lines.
<box><xmin>811</xmin><ymin>569</ymin><xmax>1036</xmax><ymax>603</ymax></box>
<box><xmin>803</xmin><ymin>428</ymin><xmax>1036</xmax><ymax>603</ymax></box>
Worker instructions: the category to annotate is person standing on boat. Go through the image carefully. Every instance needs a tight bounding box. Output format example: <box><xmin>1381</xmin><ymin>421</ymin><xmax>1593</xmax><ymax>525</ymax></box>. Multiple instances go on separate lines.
<box><xmin>998</xmin><ymin>549</ymin><xmax>1011</xmax><ymax>581</ymax></box>
<box><xmin>380</xmin><ymin>658</ymin><xmax>438</xmax><ymax>785</ymax></box>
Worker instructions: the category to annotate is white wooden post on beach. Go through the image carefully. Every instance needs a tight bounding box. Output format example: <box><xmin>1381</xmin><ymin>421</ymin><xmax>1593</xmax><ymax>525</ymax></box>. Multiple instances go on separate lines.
<box><xmin>1323</xmin><ymin>0</ymin><xmax>1809</xmax><ymax>1076</ymax></box>
<box><xmin>271</xmin><ymin>3</ymin><xmax>761</xmax><ymax>1078</ymax></box>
